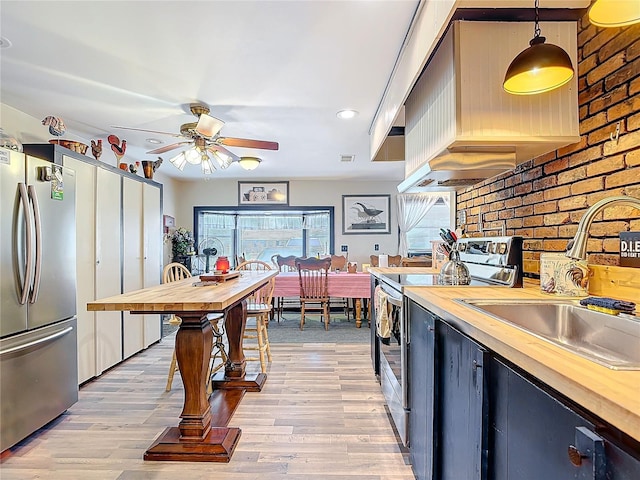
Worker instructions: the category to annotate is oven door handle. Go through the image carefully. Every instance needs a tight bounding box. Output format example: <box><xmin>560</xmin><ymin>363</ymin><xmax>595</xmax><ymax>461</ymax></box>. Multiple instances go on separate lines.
<box><xmin>386</xmin><ymin>296</ymin><xmax>403</xmax><ymax>308</ymax></box>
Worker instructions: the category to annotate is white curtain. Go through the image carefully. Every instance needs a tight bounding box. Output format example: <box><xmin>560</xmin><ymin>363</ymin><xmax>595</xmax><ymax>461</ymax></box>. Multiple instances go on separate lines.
<box><xmin>396</xmin><ymin>193</ymin><xmax>445</xmax><ymax>257</ymax></box>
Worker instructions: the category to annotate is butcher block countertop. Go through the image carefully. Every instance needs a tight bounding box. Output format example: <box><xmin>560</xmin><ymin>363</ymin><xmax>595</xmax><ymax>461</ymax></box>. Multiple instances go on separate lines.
<box><xmin>87</xmin><ymin>270</ymin><xmax>277</xmax><ymax>313</ymax></box>
<box><xmin>403</xmin><ymin>285</ymin><xmax>640</xmax><ymax>442</ymax></box>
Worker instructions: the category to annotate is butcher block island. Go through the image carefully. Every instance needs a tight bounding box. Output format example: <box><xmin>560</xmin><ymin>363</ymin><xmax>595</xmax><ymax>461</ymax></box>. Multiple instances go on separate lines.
<box><xmin>404</xmin><ymin>285</ymin><xmax>640</xmax><ymax>480</ymax></box>
<box><xmin>87</xmin><ymin>269</ymin><xmax>277</xmax><ymax>462</ymax></box>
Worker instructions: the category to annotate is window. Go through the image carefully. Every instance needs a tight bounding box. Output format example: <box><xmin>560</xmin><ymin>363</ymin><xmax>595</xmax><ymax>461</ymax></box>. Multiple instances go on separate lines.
<box><xmin>193</xmin><ymin>207</ymin><xmax>333</xmax><ymax>273</ymax></box>
<box><xmin>405</xmin><ymin>198</ymin><xmax>453</xmax><ymax>255</ymax></box>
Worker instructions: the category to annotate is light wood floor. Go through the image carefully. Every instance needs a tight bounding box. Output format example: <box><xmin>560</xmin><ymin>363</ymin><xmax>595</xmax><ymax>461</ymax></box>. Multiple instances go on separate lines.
<box><xmin>0</xmin><ymin>335</ymin><xmax>414</xmax><ymax>479</ymax></box>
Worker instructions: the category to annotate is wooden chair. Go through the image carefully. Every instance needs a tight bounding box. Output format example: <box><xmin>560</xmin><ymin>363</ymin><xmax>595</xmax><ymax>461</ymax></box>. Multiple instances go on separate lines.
<box><xmin>271</xmin><ymin>254</ymin><xmax>299</xmax><ymax>321</ymax></box>
<box><xmin>237</xmin><ymin>260</ymin><xmax>274</xmax><ymax>373</ymax></box>
<box><xmin>162</xmin><ymin>262</ymin><xmax>227</xmax><ymax>393</ymax></box>
<box><xmin>329</xmin><ymin>254</ymin><xmax>351</xmax><ymax>320</ymax></box>
<box><xmin>295</xmin><ymin>256</ymin><xmax>331</xmax><ymax>330</ymax></box>
<box><xmin>369</xmin><ymin>254</ymin><xmax>402</xmax><ymax>267</ymax></box>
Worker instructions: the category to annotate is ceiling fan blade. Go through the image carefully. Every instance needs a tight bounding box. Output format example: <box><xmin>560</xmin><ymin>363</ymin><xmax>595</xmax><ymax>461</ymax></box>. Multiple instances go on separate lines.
<box><xmin>111</xmin><ymin>125</ymin><xmax>183</xmax><ymax>137</ymax></box>
<box><xmin>146</xmin><ymin>141</ymin><xmax>192</xmax><ymax>154</ymax></box>
<box><xmin>207</xmin><ymin>144</ymin><xmax>240</xmax><ymax>162</ymax></box>
<box><xmin>217</xmin><ymin>137</ymin><xmax>279</xmax><ymax>150</ymax></box>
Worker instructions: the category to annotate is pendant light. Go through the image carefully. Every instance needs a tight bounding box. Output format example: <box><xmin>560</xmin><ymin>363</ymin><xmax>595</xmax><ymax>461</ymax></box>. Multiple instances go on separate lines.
<box><xmin>588</xmin><ymin>0</ymin><xmax>640</xmax><ymax>28</ymax></box>
<box><xmin>503</xmin><ymin>0</ymin><xmax>574</xmax><ymax>95</ymax></box>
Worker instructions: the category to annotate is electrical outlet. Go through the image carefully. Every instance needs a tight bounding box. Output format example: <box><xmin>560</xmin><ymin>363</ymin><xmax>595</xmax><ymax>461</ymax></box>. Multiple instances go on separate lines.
<box><xmin>374</xmin><ymin>244</ymin><xmax>379</xmax><ymax>251</ymax></box>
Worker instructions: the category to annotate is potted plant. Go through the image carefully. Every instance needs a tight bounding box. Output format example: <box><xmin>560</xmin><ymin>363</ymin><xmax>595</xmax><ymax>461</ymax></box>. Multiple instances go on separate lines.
<box><xmin>171</xmin><ymin>227</ymin><xmax>194</xmax><ymax>263</ymax></box>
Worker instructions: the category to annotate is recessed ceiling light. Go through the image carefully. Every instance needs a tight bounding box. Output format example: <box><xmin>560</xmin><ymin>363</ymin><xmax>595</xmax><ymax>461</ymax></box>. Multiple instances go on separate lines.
<box><xmin>337</xmin><ymin>109</ymin><xmax>358</xmax><ymax>120</ymax></box>
<box><xmin>146</xmin><ymin>138</ymin><xmax>163</xmax><ymax>144</ymax></box>
<box><xmin>0</xmin><ymin>37</ymin><xmax>12</xmax><ymax>49</ymax></box>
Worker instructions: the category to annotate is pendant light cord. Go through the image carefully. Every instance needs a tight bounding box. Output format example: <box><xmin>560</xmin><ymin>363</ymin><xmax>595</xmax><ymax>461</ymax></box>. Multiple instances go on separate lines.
<box><xmin>534</xmin><ymin>0</ymin><xmax>541</xmax><ymax>38</ymax></box>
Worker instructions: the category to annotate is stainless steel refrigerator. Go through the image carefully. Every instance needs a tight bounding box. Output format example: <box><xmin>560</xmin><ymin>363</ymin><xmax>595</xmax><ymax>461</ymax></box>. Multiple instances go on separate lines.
<box><xmin>0</xmin><ymin>147</ymin><xmax>78</xmax><ymax>452</ymax></box>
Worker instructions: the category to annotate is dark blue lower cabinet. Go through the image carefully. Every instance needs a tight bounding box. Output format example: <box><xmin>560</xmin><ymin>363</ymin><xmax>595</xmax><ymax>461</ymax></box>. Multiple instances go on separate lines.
<box><xmin>405</xmin><ymin>303</ymin><xmax>640</xmax><ymax>480</ymax></box>
<box><xmin>408</xmin><ymin>302</ymin><xmax>436</xmax><ymax>480</ymax></box>
<box><xmin>487</xmin><ymin>356</ymin><xmax>640</xmax><ymax>480</ymax></box>
<box><xmin>437</xmin><ymin>321</ymin><xmax>488</xmax><ymax>480</ymax></box>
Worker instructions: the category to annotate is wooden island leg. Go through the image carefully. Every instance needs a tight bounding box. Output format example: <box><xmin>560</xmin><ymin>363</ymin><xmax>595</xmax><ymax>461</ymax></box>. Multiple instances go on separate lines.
<box><xmin>355</xmin><ymin>298</ymin><xmax>362</xmax><ymax>328</ymax></box>
<box><xmin>211</xmin><ymin>299</ymin><xmax>266</xmax><ymax>392</ymax></box>
<box><xmin>144</xmin><ymin>311</ymin><xmax>241</xmax><ymax>462</ymax></box>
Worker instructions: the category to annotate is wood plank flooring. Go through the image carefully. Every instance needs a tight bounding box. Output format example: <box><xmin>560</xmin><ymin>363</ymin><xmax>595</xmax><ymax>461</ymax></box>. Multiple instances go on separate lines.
<box><xmin>0</xmin><ymin>334</ymin><xmax>414</xmax><ymax>479</ymax></box>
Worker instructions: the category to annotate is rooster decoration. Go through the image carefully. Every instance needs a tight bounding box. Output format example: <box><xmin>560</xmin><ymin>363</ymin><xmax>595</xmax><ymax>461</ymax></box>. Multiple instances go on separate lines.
<box><xmin>108</xmin><ymin>134</ymin><xmax>126</xmax><ymax>164</ymax></box>
<box><xmin>129</xmin><ymin>161</ymin><xmax>141</xmax><ymax>174</ymax></box>
<box><xmin>90</xmin><ymin>139</ymin><xmax>102</xmax><ymax>161</ymax></box>
<box><xmin>42</xmin><ymin>116</ymin><xmax>66</xmax><ymax>137</ymax></box>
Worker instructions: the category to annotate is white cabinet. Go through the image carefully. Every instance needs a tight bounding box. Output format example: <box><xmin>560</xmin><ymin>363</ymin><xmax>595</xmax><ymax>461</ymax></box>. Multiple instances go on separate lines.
<box><xmin>95</xmin><ymin>167</ymin><xmax>123</xmax><ymax>374</ymax></box>
<box><xmin>64</xmin><ymin>156</ymin><xmax>97</xmax><ymax>384</ymax></box>
<box><xmin>122</xmin><ymin>177</ymin><xmax>144</xmax><ymax>359</ymax></box>
<box><xmin>122</xmin><ymin>178</ymin><xmax>162</xmax><ymax>358</ymax></box>
<box><xmin>142</xmin><ymin>182</ymin><xmax>161</xmax><ymax>348</ymax></box>
<box><xmin>23</xmin><ymin>144</ymin><xmax>161</xmax><ymax>383</ymax></box>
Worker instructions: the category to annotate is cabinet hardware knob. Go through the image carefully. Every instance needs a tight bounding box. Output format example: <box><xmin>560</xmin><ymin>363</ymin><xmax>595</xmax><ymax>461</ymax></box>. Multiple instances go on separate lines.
<box><xmin>428</xmin><ymin>326</ymin><xmax>434</xmax><ymax>331</ymax></box>
<box><xmin>567</xmin><ymin>445</ymin><xmax>585</xmax><ymax>467</ymax></box>
<box><xmin>96</xmin><ymin>260</ymin><xmax>100</xmax><ymax>264</ymax></box>
<box><xmin>472</xmin><ymin>359</ymin><xmax>482</xmax><ymax>370</ymax></box>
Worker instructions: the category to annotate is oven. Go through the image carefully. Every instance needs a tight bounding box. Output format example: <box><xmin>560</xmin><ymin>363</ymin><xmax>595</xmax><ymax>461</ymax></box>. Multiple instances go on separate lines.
<box><xmin>371</xmin><ymin>236</ymin><xmax>523</xmax><ymax>447</ymax></box>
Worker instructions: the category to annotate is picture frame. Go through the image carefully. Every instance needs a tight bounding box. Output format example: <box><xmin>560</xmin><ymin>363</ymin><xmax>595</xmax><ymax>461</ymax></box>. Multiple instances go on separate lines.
<box><xmin>238</xmin><ymin>181</ymin><xmax>289</xmax><ymax>205</ymax></box>
<box><xmin>342</xmin><ymin>194</ymin><xmax>391</xmax><ymax>234</ymax></box>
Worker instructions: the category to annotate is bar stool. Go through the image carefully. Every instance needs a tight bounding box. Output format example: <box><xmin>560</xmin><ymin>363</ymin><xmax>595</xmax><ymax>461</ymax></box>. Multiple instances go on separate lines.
<box><xmin>237</xmin><ymin>260</ymin><xmax>274</xmax><ymax>373</ymax></box>
<box><xmin>163</xmin><ymin>262</ymin><xmax>228</xmax><ymax>392</ymax></box>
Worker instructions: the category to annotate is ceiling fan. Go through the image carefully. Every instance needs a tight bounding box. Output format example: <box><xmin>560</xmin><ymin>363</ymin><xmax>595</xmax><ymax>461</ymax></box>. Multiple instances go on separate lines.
<box><xmin>112</xmin><ymin>104</ymin><xmax>278</xmax><ymax>173</ymax></box>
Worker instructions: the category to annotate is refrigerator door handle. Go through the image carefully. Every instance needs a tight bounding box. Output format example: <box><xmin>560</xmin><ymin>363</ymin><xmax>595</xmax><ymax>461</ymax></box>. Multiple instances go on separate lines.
<box><xmin>28</xmin><ymin>184</ymin><xmax>43</xmax><ymax>304</ymax></box>
<box><xmin>17</xmin><ymin>183</ymin><xmax>33</xmax><ymax>305</ymax></box>
<box><xmin>0</xmin><ymin>326</ymin><xmax>73</xmax><ymax>356</ymax></box>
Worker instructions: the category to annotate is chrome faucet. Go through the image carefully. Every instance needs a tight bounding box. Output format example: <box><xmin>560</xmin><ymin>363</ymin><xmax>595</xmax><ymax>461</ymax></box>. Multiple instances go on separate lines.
<box><xmin>565</xmin><ymin>195</ymin><xmax>640</xmax><ymax>260</ymax></box>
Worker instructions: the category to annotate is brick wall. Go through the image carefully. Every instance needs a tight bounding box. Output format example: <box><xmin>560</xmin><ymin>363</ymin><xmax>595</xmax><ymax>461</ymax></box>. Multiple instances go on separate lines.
<box><xmin>457</xmin><ymin>14</ymin><xmax>640</xmax><ymax>276</ymax></box>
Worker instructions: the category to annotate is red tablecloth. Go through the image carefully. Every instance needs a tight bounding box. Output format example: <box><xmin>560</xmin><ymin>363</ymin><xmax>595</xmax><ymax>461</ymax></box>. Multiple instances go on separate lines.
<box><xmin>273</xmin><ymin>271</ymin><xmax>371</xmax><ymax>298</ymax></box>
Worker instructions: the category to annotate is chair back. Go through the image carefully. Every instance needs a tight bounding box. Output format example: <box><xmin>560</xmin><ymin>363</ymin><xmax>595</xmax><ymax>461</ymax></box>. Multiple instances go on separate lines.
<box><xmin>330</xmin><ymin>254</ymin><xmax>347</xmax><ymax>271</ymax></box>
<box><xmin>162</xmin><ymin>262</ymin><xmax>191</xmax><ymax>283</ymax></box>
<box><xmin>388</xmin><ymin>255</ymin><xmax>402</xmax><ymax>267</ymax></box>
<box><xmin>237</xmin><ymin>260</ymin><xmax>272</xmax><ymax>271</ymax></box>
<box><xmin>368</xmin><ymin>254</ymin><xmax>402</xmax><ymax>267</ymax></box>
<box><xmin>237</xmin><ymin>260</ymin><xmax>274</xmax><ymax>309</ymax></box>
<box><xmin>295</xmin><ymin>257</ymin><xmax>331</xmax><ymax>300</ymax></box>
<box><xmin>271</xmin><ymin>254</ymin><xmax>298</xmax><ymax>272</ymax></box>
<box><xmin>235</xmin><ymin>253</ymin><xmax>246</xmax><ymax>267</ymax></box>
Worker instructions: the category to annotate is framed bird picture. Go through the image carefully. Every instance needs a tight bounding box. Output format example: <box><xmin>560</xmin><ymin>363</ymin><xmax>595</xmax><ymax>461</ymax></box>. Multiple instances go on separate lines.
<box><xmin>342</xmin><ymin>194</ymin><xmax>391</xmax><ymax>234</ymax></box>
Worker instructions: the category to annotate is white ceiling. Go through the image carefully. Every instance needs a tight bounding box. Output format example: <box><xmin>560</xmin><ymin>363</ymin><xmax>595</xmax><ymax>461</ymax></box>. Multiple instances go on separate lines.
<box><xmin>1</xmin><ymin>0</ymin><xmax>420</xmax><ymax>181</ymax></box>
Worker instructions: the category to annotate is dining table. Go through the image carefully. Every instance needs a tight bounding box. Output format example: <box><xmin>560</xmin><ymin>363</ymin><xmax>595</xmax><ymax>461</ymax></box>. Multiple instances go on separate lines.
<box><xmin>273</xmin><ymin>271</ymin><xmax>371</xmax><ymax>327</ymax></box>
<box><xmin>87</xmin><ymin>269</ymin><xmax>277</xmax><ymax>462</ymax></box>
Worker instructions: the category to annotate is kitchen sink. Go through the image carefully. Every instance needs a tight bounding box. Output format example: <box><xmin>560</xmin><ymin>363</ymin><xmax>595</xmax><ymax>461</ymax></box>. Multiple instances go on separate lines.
<box><xmin>456</xmin><ymin>299</ymin><xmax>640</xmax><ymax>370</ymax></box>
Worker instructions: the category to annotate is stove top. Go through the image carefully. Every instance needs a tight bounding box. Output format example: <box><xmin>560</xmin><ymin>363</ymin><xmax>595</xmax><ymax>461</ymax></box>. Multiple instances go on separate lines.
<box><xmin>378</xmin><ymin>236</ymin><xmax>524</xmax><ymax>293</ymax></box>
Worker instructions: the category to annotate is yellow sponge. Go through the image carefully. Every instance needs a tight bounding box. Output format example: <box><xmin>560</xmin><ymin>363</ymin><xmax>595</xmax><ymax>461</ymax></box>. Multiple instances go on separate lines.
<box><xmin>586</xmin><ymin>304</ymin><xmax>620</xmax><ymax>315</ymax></box>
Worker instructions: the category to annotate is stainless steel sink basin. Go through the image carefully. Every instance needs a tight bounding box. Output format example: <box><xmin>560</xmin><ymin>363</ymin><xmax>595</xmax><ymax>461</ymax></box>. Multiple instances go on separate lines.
<box><xmin>456</xmin><ymin>299</ymin><xmax>640</xmax><ymax>370</ymax></box>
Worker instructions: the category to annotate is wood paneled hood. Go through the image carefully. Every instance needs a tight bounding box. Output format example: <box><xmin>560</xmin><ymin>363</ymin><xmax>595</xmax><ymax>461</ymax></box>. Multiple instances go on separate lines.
<box><xmin>398</xmin><ymin>20</ymin><xmax>580</xmax><ymax>192</ymax></box>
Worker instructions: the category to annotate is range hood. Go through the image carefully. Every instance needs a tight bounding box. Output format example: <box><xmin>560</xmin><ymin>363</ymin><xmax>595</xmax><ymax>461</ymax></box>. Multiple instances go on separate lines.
<box><xmin>398</xmin><ymin>20</ymin><xmax>580</xmax><ymax>192</ymax></box>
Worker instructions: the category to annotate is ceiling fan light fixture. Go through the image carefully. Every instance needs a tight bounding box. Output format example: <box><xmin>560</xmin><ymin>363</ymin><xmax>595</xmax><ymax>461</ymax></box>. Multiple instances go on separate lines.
<box><xmin>201</xmin><ymin>156</ymin><xmax>215</xmax><ymax>174</ymax></box>
<box><xmin>588</xmin><ymin>0</ymin><xmax>640</xmax><ymax>27</ymax></box>
<box><xmin>238</xmin><ymin>156</ymin><xmax>261</xmax><ymax>171</ymax></box>
<box><xmin>184</xmin><ymin>147</ymin><xmax>201</xmax><ymax>165</ymax></box>
<box><xmin>211</xmin><ymin>149</ymin><xmax>233</xmax><ymax>169</ymax></box>
<box><xmin>169</xmin><ymin>152</ymin><xmax>187</xmax><ymax>171</ymax></box>
<box><xmin>195</xmin><ymin>114</ymin><xmax>225</xmax><ymax>138</ymax></box>
<box><xmin>503</xmin><ymin>0</ymin><xmax>574</xmax><ymax>95</ymax></box>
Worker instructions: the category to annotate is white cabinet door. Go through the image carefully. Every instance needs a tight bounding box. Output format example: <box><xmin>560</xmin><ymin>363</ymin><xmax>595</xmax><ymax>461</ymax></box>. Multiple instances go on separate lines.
<box><xmin>95</xmin><ymin>168</ymin><xmax>123</xmax><ymax>373</ymax></box>
<box><xmin>64</xmin><ymin>156</ymin><xmax>96</xmax><ymax>384</ymax></box>
<box><xmin>122</xmin><ymin>177</ymin><xmax>144</xmax><ymax>359</ymax></box>
<box><xmin>143</xmin><ymin>183</ymin><xmax>162</xmax><ymax>347</ymax></box>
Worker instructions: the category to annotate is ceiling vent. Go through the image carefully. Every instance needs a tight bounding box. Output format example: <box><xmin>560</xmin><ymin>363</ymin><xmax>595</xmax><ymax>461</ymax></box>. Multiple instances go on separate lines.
<box><xmin>340</xmin><ymin>154</ymin><xmax>355</xmax><ymax>163</ymax></box>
